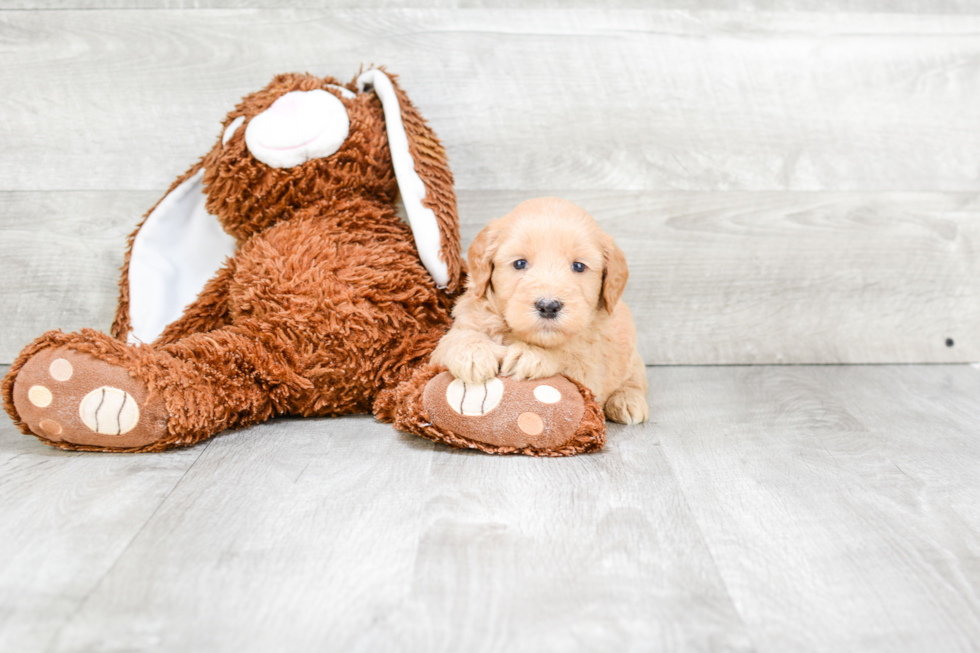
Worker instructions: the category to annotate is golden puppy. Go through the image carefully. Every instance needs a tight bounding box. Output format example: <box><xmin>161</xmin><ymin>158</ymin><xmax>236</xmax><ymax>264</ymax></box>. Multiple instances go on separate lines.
<box><xmin>431</xmin><ymin>197</ymin><xmax>649</xmax><ymax>425</ymax></box>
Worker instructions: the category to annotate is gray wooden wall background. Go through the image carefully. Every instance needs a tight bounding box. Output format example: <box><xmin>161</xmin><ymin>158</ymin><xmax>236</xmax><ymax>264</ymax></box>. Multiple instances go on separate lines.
<box><xmin>1</xmin><ymin>2</ymin><xmax>978</xmax><ymax>365</ymax></box>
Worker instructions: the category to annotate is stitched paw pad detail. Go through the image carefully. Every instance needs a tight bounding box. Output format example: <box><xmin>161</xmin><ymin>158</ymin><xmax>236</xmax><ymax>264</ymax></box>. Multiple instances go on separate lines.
<box><xmin>11</xmin><ymin>347</ymin><xmax>168</xmax><ymax>449</ymax></box>
<box><xmin>79</xmin><ymin>387</ymin><xmax>141</xmax><ymax>435</ymax></box>
<box><xmin>445</xmin><ymin>378</ymin><xmax>504</xmax><ymax>416</ymax></box>
<box><xmin>423</xmin><ymin>372</ymin><xmax>585</xmax><ymax>450</ymax></box>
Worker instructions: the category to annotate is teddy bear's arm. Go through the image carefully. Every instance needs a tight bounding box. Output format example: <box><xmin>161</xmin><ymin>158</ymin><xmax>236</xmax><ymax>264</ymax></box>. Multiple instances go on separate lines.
<box><xmin>153</xmin><ymin>260</ymin><xmax>236</xmax><ymax>346</ymax></box>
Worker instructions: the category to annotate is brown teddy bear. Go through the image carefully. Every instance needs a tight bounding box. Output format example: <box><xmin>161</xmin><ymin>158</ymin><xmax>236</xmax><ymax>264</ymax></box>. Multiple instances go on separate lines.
<box><xmin>2</xmin><ymin>68</ymin><xmax>605</xmax><ymax>456</ymax></box>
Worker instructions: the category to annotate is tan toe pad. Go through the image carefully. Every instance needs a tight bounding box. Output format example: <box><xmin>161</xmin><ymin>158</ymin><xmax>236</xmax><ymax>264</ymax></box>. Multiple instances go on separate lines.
<box><xmin>12</xmin><ymin>348</ymin><xmax>168</xmax><ymax>450</ymax></box>
<box><xmin>423</xmin><ymin>373</ymin><xmax>585</xmax><ymax>451</ymax></box>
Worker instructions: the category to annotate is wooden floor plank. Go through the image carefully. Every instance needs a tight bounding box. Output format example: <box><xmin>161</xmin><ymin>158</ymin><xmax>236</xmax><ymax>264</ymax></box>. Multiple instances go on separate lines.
<box><xmin>43</xmin><ymin>416</ymin><xmax>441</xmax><ymax>653</ymax></box>
<box><xmin>652</xmin><ymin>365</ymin><xmax>980</xmax><ymax>652</ymax></box>
<box><xmin>3</xmin><ymin>365</ymin><xmax>980</xmax><ymax>650</ymax></box>
<box><xmin>0</xmin><ymin>190</ymin><xmax>154</xmax><ymax>364</ymax></box>
<box><xmin>3</xmin><ymin>7</ymin><xmax>978</xmax><ymax>366</ymax></box>
<box><xmin>459</xmin><ymin>190</ymin><xmax>980</xmax><ymax>365</ymax></box>
<box><xmin>0</xmin><ymin>364</ymin><xmax>205</xmax><ymax>653</ymax></box>
<box><xmin>4</xmin><ymin>189</ymin><xmax>976</xmax><ymax>366</ymax></box>
<box><xmin>367</xmin><ymin>427</ymin><xmax>752</xmax><ymax>652</ymax></box>
<box><xmin>2</xmin><ymin>1</ymin><xmax>978</xmax><ymax>11</ymax></box>
<box><xmin>1</xmin><ymin>10</ymin><xmax>978</xmax><ymax>193</ymax></box>
<box><xmin>41</xmin><ymin>411</ymin><xmax>751</xmax><ymax>653</ymax></box>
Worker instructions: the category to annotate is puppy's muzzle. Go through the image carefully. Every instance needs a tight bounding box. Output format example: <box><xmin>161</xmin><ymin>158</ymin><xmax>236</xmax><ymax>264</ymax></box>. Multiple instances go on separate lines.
<box><xmin>535</xmin><ymin>299</ymin><xmax>563</xmax><ymax>320</ymax></box>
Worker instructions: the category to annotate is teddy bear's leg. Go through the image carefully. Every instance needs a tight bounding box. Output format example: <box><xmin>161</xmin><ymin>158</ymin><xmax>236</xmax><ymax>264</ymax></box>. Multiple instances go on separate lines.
<box><xmin>3</xmin><ymin>330</ymin><xmax>174</xmax><ymax>451</ymax></box>
<box><xmin>377</xmin><ymin>366</ymin><xmax>607</xmax><ymax>456</ymax></box>
<box><xmin>155</xmin><ymin>318</ymin><xmax>317</xmax><ymax>436</ymax></box>
<box><xmin>3</xmin><ymin>316</ymin><xmax>317</xmax><ymax>451</ymax></box>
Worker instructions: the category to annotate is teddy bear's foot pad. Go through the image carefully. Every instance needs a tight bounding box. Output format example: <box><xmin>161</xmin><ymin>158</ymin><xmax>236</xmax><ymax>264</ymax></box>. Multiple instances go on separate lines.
<box><xmin>12</xmin><ymin>348</ymin><xmax>168</xmax><ymax>449</ymax></box>
<box><xmin>421</xmin><ymin>372</ymin><xmax>605</xmax><ymax>455</ymax></box>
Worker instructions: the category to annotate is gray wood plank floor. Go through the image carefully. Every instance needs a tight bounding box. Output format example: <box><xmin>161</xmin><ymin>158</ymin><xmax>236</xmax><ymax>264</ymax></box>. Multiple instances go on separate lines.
<box><xmin>5</xmin><ymin>9</ymin><xmax>978</xmax><ymax>194</ymax></box>
<box><xmin>2</xmin><ymin>7</ymin><xmax>978</xmax><ymax>365</ymax></box>
<box><xmin>5</xmin><ymin>189</ymin><xmax>974</xmax><ymax>366</ymax></box>
<box><xmin>3</xmin><ymin>1</ymin><xmax>979</xmax><ymax>10</ymax></box>
<box><xmin>3</xmin><ymin>364</ymin><xmax>979</xmax><ymax>652</ymax></box>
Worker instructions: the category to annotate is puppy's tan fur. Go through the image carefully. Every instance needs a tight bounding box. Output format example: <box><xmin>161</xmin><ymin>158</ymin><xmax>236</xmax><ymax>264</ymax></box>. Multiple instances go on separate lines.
<box><xmin>431</xmin><ymin>197</ymin><xmax>648</xmax><ymax>425</ymax></box>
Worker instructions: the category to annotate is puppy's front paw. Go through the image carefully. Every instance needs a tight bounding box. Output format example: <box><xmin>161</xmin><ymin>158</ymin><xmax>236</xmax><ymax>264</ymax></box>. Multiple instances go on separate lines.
<box><xmin>447</xmin><ymin>342</ymin><xmax>500</xmax><ymax>385</ymax></box>
<box><xmin>604</xmin><ymin>389</ymin><xmax>649</xmax><ymax>425</ymax></box>
<box><xmin>501</xmin><ymin>342</ymin><xmax>560</xmax><ymax>381</ymax></box>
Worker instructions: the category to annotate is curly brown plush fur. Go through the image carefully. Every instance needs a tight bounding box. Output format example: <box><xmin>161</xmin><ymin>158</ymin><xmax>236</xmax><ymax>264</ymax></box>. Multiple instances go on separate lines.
<box><xmin>4</xmin><ymin>70</ymin><xmax>460</xmax><ymax>451</ymax></box>
<box><xmin>3</xmin><ymin>68</ymin><xmax>605</xmax><ymax>456</ymax></box>
<box><xmin>376</xmin><ymin>366</ymin><xmax>606</xmax><ymax>457</ymax></box>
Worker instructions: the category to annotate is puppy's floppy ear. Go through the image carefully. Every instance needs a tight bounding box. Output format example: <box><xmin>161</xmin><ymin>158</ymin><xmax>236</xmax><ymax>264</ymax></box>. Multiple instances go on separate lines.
<box><xmin>599</xmin><ymin>232</ymin><xmax>628</xmax><ymax>313</ymax></box>
<box><xmin>356</xmin><ymin>67</ymin><xmax>464</xmax><ymax>293</ymax></box>
<box><xmin>467</xmin><ymin>219</ymin><xmax>500</xmax><ymax>299</ymax></box>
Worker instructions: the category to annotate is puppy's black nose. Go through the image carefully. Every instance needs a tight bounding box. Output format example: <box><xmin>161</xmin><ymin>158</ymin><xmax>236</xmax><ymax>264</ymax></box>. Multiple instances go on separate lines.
<box><xmin>535</xmin><ymin>299</ymin><xmax>563</xmax><ymax>319</ymax></box>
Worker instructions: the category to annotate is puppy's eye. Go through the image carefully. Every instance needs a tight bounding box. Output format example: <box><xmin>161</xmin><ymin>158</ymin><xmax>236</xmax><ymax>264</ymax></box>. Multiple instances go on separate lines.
<box><xmin>572</xmin><ymin>262</ymin><xmax>587</xmax><ymax>273</ymax></box>
<box><xmin>513</xmin><ymin>259</ymin><xmax>527</xmax><ymax>270</ymax></box>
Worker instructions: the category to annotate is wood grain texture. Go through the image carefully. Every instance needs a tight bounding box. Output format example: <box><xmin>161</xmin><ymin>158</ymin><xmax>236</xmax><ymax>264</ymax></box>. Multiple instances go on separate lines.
<box><xmin>5</xmin><ymin>189</ymin><xmax>974</xmax><ymax>364</ymax></box>
<box><xmin>653</xmin><ymin>364</ymin><xmax>980</xmax><ymax>652</ymax></box>
<box><xmin>1</xmin><ymin>10</ymin><xmax>979</xmax><ymax>192</ymax></box>
<box><xmin>1</xmin><ymin>7</ymin><xmax>978</xmax><ymax>365</ymax></box>
<box><xmin>4</xmin><ymin>364</ymin><xmax>980</xmax><ymax>652</ymax></box>
<box><xmin>42</xmin><ymin>417</ymin><xmax>444</xmax><ymax>652</ymax></box>
<box><xmin>0</xmin><ymin>191</ymin><xmax>155</xmax><ymax>363</ymax></box>
<box><xmin>40</xmin><ymin>413</ymin><xmax>752</xmax><ymax>653</ymax></box>
<box><xmin>459</xmin><ymin>191</ymin><xmax>980</xmax><ymax>364</ymax></box>
<box><xmin>4</xmin><ymin>1</ymin><xmax>980</xmax><ymax>11</ymax></box>
<box><xmin>0</xmin><ymin>392</ymin><xmax>204</xmax><ymax>652</ymax></box>
<box><xmin>374</xmin><ymin>429</ymin><xmax>751</xmax><ymax>652</ymax></box>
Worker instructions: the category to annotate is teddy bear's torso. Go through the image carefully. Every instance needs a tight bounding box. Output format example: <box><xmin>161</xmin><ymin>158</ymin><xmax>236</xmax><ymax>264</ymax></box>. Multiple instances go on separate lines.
<box><xmin>157</xmin><ymin>193</ymin><xmax>454</xmax><ymax>417</ymax></box>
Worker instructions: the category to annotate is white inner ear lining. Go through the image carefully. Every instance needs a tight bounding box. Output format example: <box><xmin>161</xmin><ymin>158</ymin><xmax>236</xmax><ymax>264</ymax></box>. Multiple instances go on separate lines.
<box><xmin>128</xmin><ymin>169</ymin><xmax>237</xmax><ymax>345</ymax></box>
<box><xmin>355</xmin><ymin>70</ymin><xmax>449</xmax><ymax>288</ymax></box>
<box><xmin>326</xmin><ymin>84</ymin><xmax>356</xmax><ymax>99</ymax></box>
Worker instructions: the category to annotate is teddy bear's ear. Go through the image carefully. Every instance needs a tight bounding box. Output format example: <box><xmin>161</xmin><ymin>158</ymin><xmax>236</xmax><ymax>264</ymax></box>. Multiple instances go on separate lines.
<box><xmin>356</xmin><ymin>69</ymin><xmax>464</xmax><ymax>293</ymax></box>
<box><xmin>113</xmin><ymin>165</ymin><xmax>237</xmax><ymax>345</ymax></box>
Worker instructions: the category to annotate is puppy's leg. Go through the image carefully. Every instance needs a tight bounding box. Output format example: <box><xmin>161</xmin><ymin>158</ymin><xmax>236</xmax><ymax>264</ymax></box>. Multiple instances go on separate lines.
<box><xmin>430</xmin><ymin>328</ymin><xmax>507</xmax><ymax>385</ymax></box>
<box><xmin>500</xmin><ymin>342</ymin><xmax>562</xmax><ymax>381</ymax></box>
<box><xmin>604</xmin><ymin>353</ymin><xmax>649</xmax><ymax>425</ymax></box>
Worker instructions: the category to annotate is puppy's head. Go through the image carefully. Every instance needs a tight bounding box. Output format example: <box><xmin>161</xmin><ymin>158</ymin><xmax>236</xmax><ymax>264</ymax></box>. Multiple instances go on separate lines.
<box><xmin>467</xmin><ymin>198</ymin><xmax>628</xmax><ymax>348</ymax></box>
